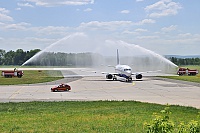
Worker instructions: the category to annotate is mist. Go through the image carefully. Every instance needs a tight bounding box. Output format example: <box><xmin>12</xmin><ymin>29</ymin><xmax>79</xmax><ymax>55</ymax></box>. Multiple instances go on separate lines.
<box><xmin>22</xmin><ymin>32</ymin><xmax>178</xmax><ymax>74</ymax></box>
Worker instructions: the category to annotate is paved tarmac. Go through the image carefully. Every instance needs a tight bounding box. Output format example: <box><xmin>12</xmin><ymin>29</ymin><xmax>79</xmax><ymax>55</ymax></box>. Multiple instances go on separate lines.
<box><xmin>0</xmin><ymin>72</ymin><xmax>200</xmax><ymax>109</ymax></box>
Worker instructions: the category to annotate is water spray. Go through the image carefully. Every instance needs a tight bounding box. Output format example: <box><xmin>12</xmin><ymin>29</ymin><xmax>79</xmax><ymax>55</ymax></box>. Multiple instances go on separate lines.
<box><xmin>21</xmin><ymin>32</ymin><xmax>86</xmax><ymax>67</ymax></box>
<box><xmin>20</xmin><ymin>32</ymin><xmax>178</xmax><ymax>74</ymax></box>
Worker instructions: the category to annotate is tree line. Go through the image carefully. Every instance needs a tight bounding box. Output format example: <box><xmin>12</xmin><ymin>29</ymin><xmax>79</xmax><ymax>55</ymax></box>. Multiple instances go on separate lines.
<box><xmin>0</xmin><ymin>49</ymin><xmax>41</xmax><ymax>65</ymax></box>
<box><xmin>169</xmin><ymin>57</ymin><xmax>200</xmax><ymax>66</ymax></box>
<box><xmin>0</xmin><ymin>48</ymin><xmax>200</xmax><ymax>66</ymax></box>
<box><xmin>0</xmin><ymin>49</ymin><xmax>101</xmax><ymax>66</ymax></box>
<box><xmin>27</xmin><ymin>52</ymin><xmax>99</xmax><ymax>66</ymax></box>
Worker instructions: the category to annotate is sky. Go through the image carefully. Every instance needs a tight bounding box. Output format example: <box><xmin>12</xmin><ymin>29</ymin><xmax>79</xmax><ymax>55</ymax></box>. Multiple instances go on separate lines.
<box><xmin>0</xmin><ymin>0</ymin><xmax>200</xmax><ymax>55</ymax></box>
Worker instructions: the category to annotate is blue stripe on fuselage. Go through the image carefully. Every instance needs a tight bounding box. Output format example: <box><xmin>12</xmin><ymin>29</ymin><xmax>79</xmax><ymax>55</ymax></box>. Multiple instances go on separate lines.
<box><xmin>118</xmin><ymin>74</ymin><xmax>129</xmax><ymax>79</ymax></box>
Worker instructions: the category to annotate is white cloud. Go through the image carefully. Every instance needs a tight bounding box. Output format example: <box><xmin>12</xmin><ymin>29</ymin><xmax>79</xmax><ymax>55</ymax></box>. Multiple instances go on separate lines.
<box><xmin>161</xmin><ymin>25</ymin><xmax>177</xmax><ymax>32</ymax></box>
<box><xmin>0</xmin><ymin>8</ymin><xmax>13</xmax><ymax>21</ymax></box>
<box><xmin>122</xmin><ymin>30</ymin><xmax>138</xmax><ymax>35</ymax></box>
<box><xmin>136</xmin><ymin>35</ymin><xmax>159</xmax><ymax>39</ymax></box>
<box><xmin>2</xmin><ymin>24</ymin><xmax>71</xmax><ymax>37</ymax></box>
<box><xmin>170</xmin><ymin>34</ymin><xmax>200</xmax><ymax>45</ymax></box>
<box><xmin>0</xmin><ymin>14</ymin><xmax>13</xmax><ymax>21</ymax></box>
<box><xmin>15</xmin><ymin>8</ymin><xmax>22</xmax><ymax>11</ymax></box>
<box><xmin>18</xmin><ymin>3</ymin><xmax>34</xmax><ymax>8</ymax></box>
<box><xmin>135</xmin><ymin>28</ymin><xmax>148</xmax><ymax>32</ymax></box>
<box><xmin>84</xmin><ymin>8</ymin><xmax>92</xmax><ymax>12</ymax></box>
<box><xmin>0</xmin><ymin>8</ymin><xmax>9</xmax><ymax>14</ymax></box>
<box><xmin>0</xmin><ymin>22</ymin><xmax>31</xmax><ymax>30</ymax></box>
<box><xmin>0</xmin><ymin>37</ymin><xmax>4</xmax><ymax>41</ymax></box>
<box><xmin>24</xmin><ymin>0</ymin><xmax>94</xmax><ymax>7</ymax></box>
<box><xmin>178</xmin><ymin>33</ymin><xmax>192</xmax><ymax>38</ymax></box>
<box><xmin>32</xmin><ymin>26</ymin><xmax>70</xmax><ymax>36</ymax></box>
<box><xmin>136</xmin><ymin>19</ymin><xmax>156</xmax><ymax>25</ymax></box>
<box><xmin>145</xmin><ymin>0</ymin><xmax>182</xmax><ymax>18</ymax></box>
<box><xmin>25</xmin><ymin>37</ymin><xmax>56</xmax><ymax>44</ymax></box>
<box><xmin>0</xmin><ymin>37</ymin><xmax>56</xmax><ymax>51</ymax></box>
<box><xmin>136</xmin><ymin>0</ymin><xmax>144</xmax><ymax>2</ymax></box>
<box><xmin>79</xmin><ymin>21</ymin><xmax>133</xmax><ymax>30</ymax></box>
<box><xmin>120</xmin><ymin>10</ymin><xmax>130</xmax><ymax>14</ymax></box>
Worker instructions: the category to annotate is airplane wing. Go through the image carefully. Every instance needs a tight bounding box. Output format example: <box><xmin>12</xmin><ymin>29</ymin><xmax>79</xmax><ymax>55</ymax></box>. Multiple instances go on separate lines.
<box><xmin>63</xmin><ymin>74</ymin><xmax>101</xmax><ymax>78</ymax></box>
<box><xmin>131</xmin><ymin>70</ymin><xmax>161</xmax><ymax>75</ymax></box>
<box><xmin>101</xmin><ymin>72</ymin><xmax>119</xmax><ymax>75</ymax></box>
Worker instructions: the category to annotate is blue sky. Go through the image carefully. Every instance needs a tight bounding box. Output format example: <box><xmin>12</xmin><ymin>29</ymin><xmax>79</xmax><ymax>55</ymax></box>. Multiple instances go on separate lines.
<box><xmin>0</xmin><ymin>0</ymin><xmax>200</xmax><ymax>55</ymax></box>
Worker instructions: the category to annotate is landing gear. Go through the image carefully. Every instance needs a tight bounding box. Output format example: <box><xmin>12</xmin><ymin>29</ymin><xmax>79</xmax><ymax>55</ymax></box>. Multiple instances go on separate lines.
<box><xmin>113</xmin><ymin>76</ymin><xmax>117</xmax><ymax>81</ymax></box>
<box><xmin>126</xmin><ymin>77</ymin><xmax>132</xmax><ymax>82</ymax></box>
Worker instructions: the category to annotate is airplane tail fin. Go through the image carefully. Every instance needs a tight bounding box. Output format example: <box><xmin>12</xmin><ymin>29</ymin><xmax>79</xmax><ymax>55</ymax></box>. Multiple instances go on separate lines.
<box><xmin>117</xmin><ymin>49</ymin><xmax>120</xmax><ymax>65</ymax></box>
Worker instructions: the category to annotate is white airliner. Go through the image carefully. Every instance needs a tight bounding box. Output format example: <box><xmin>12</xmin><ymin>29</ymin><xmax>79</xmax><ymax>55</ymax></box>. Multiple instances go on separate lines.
<box><xmin>102</xmin><ymin>49</ymin><xmax>158</xmax><ymax>82</ymax></box>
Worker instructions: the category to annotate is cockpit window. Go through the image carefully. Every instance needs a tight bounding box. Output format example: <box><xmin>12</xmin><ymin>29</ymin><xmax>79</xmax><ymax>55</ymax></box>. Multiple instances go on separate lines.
<box><xmin>124</xmin><ymin>69</ymin><xmax>131</xmax><ymax>71</ymax></box>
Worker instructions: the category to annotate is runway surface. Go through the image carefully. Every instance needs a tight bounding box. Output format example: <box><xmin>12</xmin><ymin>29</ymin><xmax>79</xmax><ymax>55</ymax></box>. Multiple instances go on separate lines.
<box><xmin>0</xmin><ymin>70</ymin><xmax>200</xmax><ymax>108</ymax></box>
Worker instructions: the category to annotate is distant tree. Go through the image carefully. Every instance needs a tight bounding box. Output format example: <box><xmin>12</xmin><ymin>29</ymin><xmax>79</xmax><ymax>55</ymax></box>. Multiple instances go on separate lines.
<box><xmin>3</xmin><ymin>50</ymin><xmax>15</xmax><ymax>65</ymax></box>
<box><xmin>24</xmin><ymin>49</ymin><xmax>41</xmax><ymax>62</ymax></box>
<box><xmin>0</xmin><ymin>49</ymin><xmax>6</xmax><ymax>65</ymax></box>
<box><xmin>195</xmin><ymin>58</ymin><xmax>200</xmax><ymax>65</ymax></box>
<box><xmin>13</xmin><ymin>49</ymin><xmax>26</xmax><ymax>65</ymax></box>
<box><xmin>0</xmin><ymin>49</ymin><xmax>41</xmax><ymax>65</ymax></box>
<box><xmin>170</xmin><ymin>57</ymin><xmax>178</xmax><ymax>65</ymax></box>
<box><xmin>169</xmin><ymin>57</ymin><xmax>200</xmax><ymax>66</ymax></box>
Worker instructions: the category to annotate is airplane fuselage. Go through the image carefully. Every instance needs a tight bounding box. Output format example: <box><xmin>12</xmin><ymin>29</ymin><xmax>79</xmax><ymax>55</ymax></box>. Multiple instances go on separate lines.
<box><xmin>115</xmin><ymin>65</ymin><xmax>132</xmax><ymax>79</ymax></box>
<box><xmin>104</xmin><ymin>49</ymin><xmax>144</xmax><ymax>81</ymax></box>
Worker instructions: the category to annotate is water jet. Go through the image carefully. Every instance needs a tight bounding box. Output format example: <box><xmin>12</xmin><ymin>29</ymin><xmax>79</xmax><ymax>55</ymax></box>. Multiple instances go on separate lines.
<box><xmin>21</xmin><ymin>32</ymin><xmax>178</xmax><ymax>74</ymax></box>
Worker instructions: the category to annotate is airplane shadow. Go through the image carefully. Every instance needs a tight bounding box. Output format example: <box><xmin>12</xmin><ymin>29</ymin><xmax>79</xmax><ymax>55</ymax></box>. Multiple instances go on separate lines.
<box><xmin>83</xmin><ymin>79</ymin><xmax>143</xmax><ymax>83</ymax></box>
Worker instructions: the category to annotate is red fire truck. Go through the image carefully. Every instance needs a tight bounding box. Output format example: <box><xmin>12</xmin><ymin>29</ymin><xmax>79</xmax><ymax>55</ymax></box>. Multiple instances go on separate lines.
<box><xmin>1</xmin><ymin>69</ymin><xmax>23</xmax><ymax>78</ymax></box>
<box><xmin>177</xmin><ymin>67</ymin><xmax>198</xmax><ymax>76</ymax></box>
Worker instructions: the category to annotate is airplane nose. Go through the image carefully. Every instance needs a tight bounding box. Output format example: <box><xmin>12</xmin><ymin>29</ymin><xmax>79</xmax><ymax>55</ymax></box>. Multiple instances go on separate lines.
<box><xmin>126</xmin><ymin>71</ymin><xmax>132</xmax><ymax>76</ymax></box>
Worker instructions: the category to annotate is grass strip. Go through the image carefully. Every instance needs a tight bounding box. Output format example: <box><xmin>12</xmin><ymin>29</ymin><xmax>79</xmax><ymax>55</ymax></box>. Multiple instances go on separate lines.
<box><xmin>160</xmin><ymin>75</ymin><xmax>200</xmax><ymax>83</ymax></box>
<box><xmin>160</xmin><ymin>65</ymin><xmax>200</xmax><ymax>83</ymax></box>
<box><xmin>0</xmin><ymin>70</ymin><xmax>63</xmax><ymax>85</ymax></box>
<box><xmin>0</xmin><ymin>101</ymin><xmax>199</xmax><ymax>132</ymax></box>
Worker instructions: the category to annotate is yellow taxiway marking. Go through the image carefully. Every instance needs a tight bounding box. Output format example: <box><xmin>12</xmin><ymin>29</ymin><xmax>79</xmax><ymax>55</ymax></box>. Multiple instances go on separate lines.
<box><xmin>9</xmin><ymin>87</ymin><xmax>24</xmax><ymax>99</ymax></box>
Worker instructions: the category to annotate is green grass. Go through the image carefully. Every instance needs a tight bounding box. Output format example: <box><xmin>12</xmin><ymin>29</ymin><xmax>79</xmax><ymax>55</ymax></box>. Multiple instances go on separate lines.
<box><xmin>161</xmin><ymin>75</ymin><xmax>200</xmax><ymax>83</ymax></box>
<box><xmin>0</xmin><ymin>101</ymin><xmax>199</xmax><ymax>132</ymax></box>
<box><xmin>0</xmin><ymin>70</ymin><xmax>63</xmax><ymax>85</ymax></box>
<box><xmin>161</xmin><ymin>65</ymin><xmax>200</xmax><ymax>83</ymax></box>
<box><xmin>0</xmin><ymin>65</ymin><xmax>76</xmax><ymax>68</ymax></box>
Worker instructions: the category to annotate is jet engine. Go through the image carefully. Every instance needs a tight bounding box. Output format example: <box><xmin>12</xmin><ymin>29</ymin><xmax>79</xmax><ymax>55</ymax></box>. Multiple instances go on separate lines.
<box><xmin>106</xmin><ymin>74</ymin><xmax>113</xmax><ymax>79</ymax></box>
<box><xmin>136</xmin><ymin>74</ymin><xmax>142</xmax><ymax>79</ymax></box>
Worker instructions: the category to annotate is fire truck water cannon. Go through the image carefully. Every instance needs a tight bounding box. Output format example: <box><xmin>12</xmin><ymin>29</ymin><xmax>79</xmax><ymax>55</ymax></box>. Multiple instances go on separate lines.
<box><xmin>177</xmin><ymin>67</ymin><xmax>199</xmax><ymax>76</ymax></box>
<box><xmin>1</xmin><ymin>68</ymin><xmax>24</xmax><ymax>78</ymax></box>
